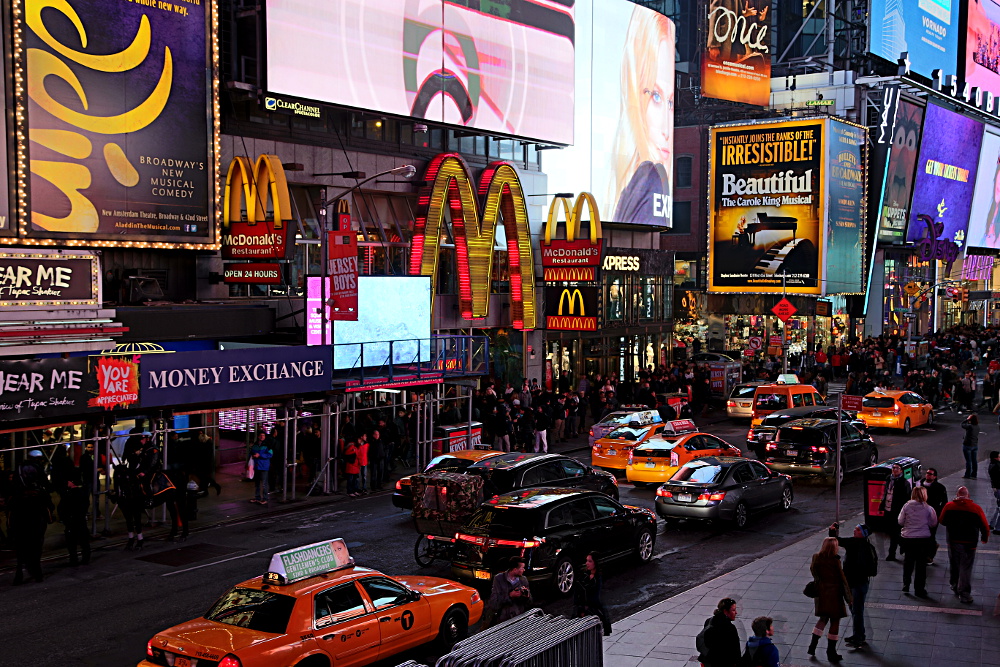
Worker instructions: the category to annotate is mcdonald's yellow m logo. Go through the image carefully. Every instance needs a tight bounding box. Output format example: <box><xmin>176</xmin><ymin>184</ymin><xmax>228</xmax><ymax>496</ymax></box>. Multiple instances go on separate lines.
<box><xmin>544</xmin><ymin>193</ymin><xmax>602</xmax><ymax>244</ymax></box>
<box><xmin>409</xmin><ymin>153</ymin><xmax>536</xmax><ymax>330</ymax></box>
<box><xmin>558</xmin><ymin>288</ymin><xmax>586</xmax><ymax>316</ymax></box>
<box><xmin>222</xmin><ymin>155</ymin><xmax>293</xmax><ymax>259</ymax></box>
<box><xmin>541</xmin><ymin>193</ymin><xmax>603</xmax><ymax>281</ymax></box>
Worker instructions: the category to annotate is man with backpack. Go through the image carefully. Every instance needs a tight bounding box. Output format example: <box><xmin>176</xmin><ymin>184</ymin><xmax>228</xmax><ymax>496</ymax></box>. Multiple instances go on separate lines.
<box><xmin>741</xmin><ymin>616</ymin><xmax>780</xmax><ymax>667</ymax></box>
<box><xmin>696</xmin><ymin>597</ymin><xmax>741</xmax><ymax>667</ymax></box>
<box><xmin>829</xmin><ymin>522</ymin><xmax>878</xmax><ymax>649</ymax></box>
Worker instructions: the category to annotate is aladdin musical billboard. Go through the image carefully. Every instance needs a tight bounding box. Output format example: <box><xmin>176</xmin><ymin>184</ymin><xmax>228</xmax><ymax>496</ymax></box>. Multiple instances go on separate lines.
<box><xmin>825</xmin><ymin>120</ymin><xmax>866</xmax><ymax>295</ymax></box>
<box><xmin>265</xmin><ymin>0</ymin><xmax>574</xmax><ymax>144</ymax></box>
<box><xmin>545</xmin><ymin>0</ymin><xmax>675</xmax><ymax>226</ymax></box>
<box><xmin>869</xmin><ymin>0</ymin><xmax>959</xmax><ymax>78</ymax></box>
<box><xmin>708</xmin><ymin>119</ymin><xmax>824</xmax><ymax>295</ymax></box>
<box><xmin>22</xmin><ymin>0</ymin><xmax>215</xmax><ymax>246</ymax></box>
<box><xmin>964</xmin><ymin>0</ymin><xmax>1000</xmax><ymax>98</ymax></box>
<box><xmin>701</xmin><ymin>0</ymin><xmax>771</xmax><ymax>106</ymax></box>
<box><xmin>905</xmin><ymin>102</ymin><xmax>984</xmax><ymax>251</ymax></box>
<box><xmin>966</xmin><ymin>127</ymin><xmax>1000</xmax><ymax>249</ymax></box>
<box><xmin>876</xmin><ymin>99</ymin><xmax>925</xmax><ymax>244</ymax></box>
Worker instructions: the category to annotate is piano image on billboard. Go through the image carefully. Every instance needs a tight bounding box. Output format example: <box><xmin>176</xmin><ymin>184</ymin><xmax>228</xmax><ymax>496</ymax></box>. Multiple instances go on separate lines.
<box><xmin>725</xmin><ymin>212</ymin><xmax>817</xmax><ymax>282</ymax></box>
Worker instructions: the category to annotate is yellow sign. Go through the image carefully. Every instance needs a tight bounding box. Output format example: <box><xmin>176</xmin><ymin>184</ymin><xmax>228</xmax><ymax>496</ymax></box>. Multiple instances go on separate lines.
<box><xmin>545</xmin><ymin>286</ymin><xmax>597</xmax><ymax>331</ymax></box>
<box><xmin>541</xmin><ymin>193</ymin><xmax>603</xmax><ymax>282</ymax></box>
<box><xmin>221</xmin><ymin>155</ymin><xmax>293</xmax><ymax>259</ymax></box>
<box><xmin>559</xmin><ymin>288</ymin><xmax>586</xmax><ymax>315</ymax></box>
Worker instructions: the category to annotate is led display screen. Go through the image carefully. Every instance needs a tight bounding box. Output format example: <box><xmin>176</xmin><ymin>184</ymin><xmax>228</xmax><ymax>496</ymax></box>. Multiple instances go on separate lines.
<box><xmin>701</xmin><ymin>0</ymin><xmax>771</xmax><ymax>106</ymax></box>
<box><xmin>825</xmin><ymin>120</ymin><xmax>866</xmax><ymax>294</ymax></box>
<box><xmin>265</xmin><ymin>0</ymin><xmax>574</xmax><ymax>144</ymax></box>
<box><xmin>876</xmin><ymin>99</ymin><xmax>924</xmax><ymax>244</ymax></box>
<box><xmin>966</xmin><ymin>127</ymin><xmax>1000</xmax><ymax>249</ymax></box>
<box><xmin>545</xmin><ymin>0</ymin><xmax>675</xmax><ymax>226</ymax></box>
<box><xmin>24</xmin><ymin>0</ymin><xmax>214</xmax><ymax>245</ymax></box>
<box><xmin>869</xmin><ymin>0</ymin><xmax>959</xmax><ymax>78</ymax></box>
<box><xmin>965</xmin><ymin>0</ymin><xmax>1000</xmax><ymax>98</ymax></box>
<box><xmin>906</xmin><ymin>102</ymin><xmax>984</xmax><ymax>250</ymax></box>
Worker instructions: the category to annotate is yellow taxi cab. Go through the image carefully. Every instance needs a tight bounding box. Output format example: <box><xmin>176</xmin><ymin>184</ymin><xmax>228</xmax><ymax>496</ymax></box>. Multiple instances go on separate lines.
<box><xmin>625</xmin><ymin>420</ymin><xmax>743</xmax><ymax>487</ymax></box>
<box><xmin>858</xmin><ymin>389</ymin><xmax>934</xmax><ymax>433</ymax></box>
<box><xmin>139</xmin><ymin>539</ymin><xmax>482</xmax><ymax>667</ymax></box>
<box><xmin>591</xmin><ymin>420</ymin><xmax>667</xmax><ymax>472</ymax></box>
<box><xmin>750</xmin><ymin>382</ymin><xmax>825</xmax><ymax>427</ymax></box>
<box><xmin>393</xmin><ymin>449</ymin><xmax>506</xmax><ymax>509</ymax></box>
<box><xmin>588</xmin><ymin>406</ymin><xmax>663</xmax><ymax>448</ymax></box>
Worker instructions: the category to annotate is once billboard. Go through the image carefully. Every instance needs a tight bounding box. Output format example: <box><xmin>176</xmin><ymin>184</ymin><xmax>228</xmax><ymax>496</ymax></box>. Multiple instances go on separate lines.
<box><xmin>708</xmin><ymin>120</ymin><xmax>824</xmax><ymax>294</ymax></box>
<box><xmin>869</xmin><ymin>0</ymin><xmax>959</xmax><ymax>78</ymax></box>
<box><xmin>876</xmin><ymin>99</ymin><xmax>925</xmax><ymax>244</ymax></box>
<box><xmin>23</xmin><ymin>0</ymin><xmax>215</xmax><ymax>246</ymax></box>
<box><xmin>905</xmin><ymin>102</ymin><xmax>984</xmax><ymax>251</ymax></box>
<box><xmin>702</xmin><ymin>0</ymin><xmax>771</xmax><ymax>106</ymax></box>
<box><xmin>545</xmin><ymin>0</ymin><xmax>675</xmax><ymax>226</ymax></box>
<box><xmin>265</xmin><ymin>0</ymin><xmax>574</xmax><ymax>144</ymax></box>
<box><xmin>966</xmin><ymin>127</ymin><xmax>1000</xmax><ymax>249</ymax></box>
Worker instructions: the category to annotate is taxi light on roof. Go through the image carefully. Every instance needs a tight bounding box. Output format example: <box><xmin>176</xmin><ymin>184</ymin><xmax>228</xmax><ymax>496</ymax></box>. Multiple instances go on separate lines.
<box><xmin>219</xmin><ymin>655</ymin><xmax>242</xmax><ymax>667</ymax></box>
<box><xmin>265</xmin><ymin>539</ymin><xmax>354</xmax><ymax>584</ymax></box>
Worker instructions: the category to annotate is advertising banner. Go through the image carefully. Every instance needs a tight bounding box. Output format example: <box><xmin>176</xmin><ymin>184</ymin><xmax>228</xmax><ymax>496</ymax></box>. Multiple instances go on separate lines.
<box><xmin>222</xmin><ymin>156</ymin><xmax>294</xmax><ymax>260</ymax></box>
<box><xmin>708</xmin><ymin>120</ymin><xmax>824</xmax><ymax>294</ymax></box>
<box><xmin>869</xmin><ymin>0</ymin><xmax>958</xmax><ymax>78</ymax></box>
<box><xmin>876</xmin><ymin>99</ymin><xmax>925</xmax><ymax>244</ymax></box>
<box><xmin>541</xmin><ymin>194</ymin><xmax>603</xmax><ymax>282</ymax></box>
<box><xmin>265</xmin><ymin>0</ymin><xmax>574</xmax><ymax>144</ymax></box>
<box><xmin>544</xmin><ymin>0</ymin><xmax>675</xmax><ymax>226</ymax></box>
<box><xmin>24</xmin><ymin>0</ymin><xmax>214</xmax><ymax>245</ymax></box>
<box><xmin>701</xmin><ymin>0</ymin><xmax>771</xmax><ymax>106</ymax></box>
<box><xmin>966</xmin><ymin>127</ymin><xmax>1000</xmax><ymax>249</ymax></box>
<box><xmin>223</xmin><ymin>263</ymin><xmax>282</xmax><ymax>285</ymax></box>
<box><xmin>906</xmin><ymin>102</ymin><xmax>984</xmax><ymax>251</ymax></box>
<box><xmin>545</xmin><ymin>286</ymin><xmax>599</xmax><ymax>331</ymax></box>
<box><xmin>327</xmin><ymin>230</ymin><xmax>359</xmax><ymax>321</ymax></box>
<box><xmin>965</xmin><ymin>0</ymin><xmax>1000</xmax><ymax>98</ymax></box>
<box><xmin>306</xmin><ymin>276</ymin><xmax>330</xmax><ymax>347</ymax></box>
<box><xmin>87</xmin><ymin>355</ymin><xmax>140</xmax><ymax>411</ymax></box>
<box><xmin>0</xmin><ymin>251</ymin><xmax>100</xmax><ymax>307</ymax></box>
<box><xmin>140</xmin><ymin>346</ymin><xmax>333</xmax><ymax>407</ymax></box>
<box><xmin>0</xmin><ymin>358</ymin><xmax>95</xmax><ymax>421</ymax></box>
<box><xmin>825</xmin><ymin>120</ymin><xmax>866</xmax><ymax>294</ymax></box>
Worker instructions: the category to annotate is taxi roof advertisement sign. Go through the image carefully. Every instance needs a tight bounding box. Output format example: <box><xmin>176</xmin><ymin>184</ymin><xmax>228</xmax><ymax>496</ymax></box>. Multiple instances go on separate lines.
<box><xmin>268</xmin><ymin>539</ymin><xmax>353</xmax><ymax>584</ymax></box>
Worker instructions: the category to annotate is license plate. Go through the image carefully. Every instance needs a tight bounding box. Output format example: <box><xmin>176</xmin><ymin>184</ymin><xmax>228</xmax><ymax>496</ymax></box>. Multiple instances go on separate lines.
<box><xmin>677</xmin><ymin>493</ymin><xmax>692</xmax><ymax>502</ymax></box>
<box><xmin>474</xmin><ymin>570</ymin><xmax>491</xmax><ymax>580</ymax></box>
<box><xmin>607</xmin><ymin>449</ymin><xmax>617</xmax><ymax>456</ymax></box>
<box><xmin>175</xmin><ymin>658</ymin><xmax>191</xmax><ymax>667</ymax></box>
<box><xmin>786</xmin><ymin>449</ymin><xmax>798</xmax><ymax>457</ymax></box>
<box><xmin>872</xmin><ymin>411</ymin><xmax>881</xmax><ymax>417</ymax></box>
<box><xmin>645</xmin><ymin>461</ymin><xmax>656</xmax><ymax>468</ymax></box>
<box><xmin>740</xmin><ymin>402</ymin><xmax>751</xmax><ymax>407</ymax></box>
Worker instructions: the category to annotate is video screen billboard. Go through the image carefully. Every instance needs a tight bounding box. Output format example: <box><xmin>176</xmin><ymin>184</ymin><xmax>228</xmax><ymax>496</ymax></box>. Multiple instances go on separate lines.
<box><xmin>24</xmin><ymin>0</ymin><xmax>214</xmax><ymax>245</ymax></box>
<box><xmin>965</xmin><ymin>0</ymin><xmax>1000</xmax><ymax>98</ymax></box>
<box><xmin>966</xmin><ymin>127</ymin><xmax>1000</xmax><ymax>249</ymax></box>
<box><xmin>906</xmin><ymin>102</ymin><xmax>984</xmax><ymax>250</ymax></box>
<box><xmin>544</xmin><ymin>0</ymin><xmax>675</xmax><ymax>226</ymax></box>
<box><xmin>877</xmin><ymin>99</ymin><xmax>925</xmax><ymax>244</ymax></box>
<box><xmin>701</xmin><ymin>0</ymin><xmax>771</xmax><ymax>106</ymax></box>
<box><xmin>825</xmin><ymin>120</ymin><xmax>866</xmax><ymax>294</ymax></box>
<box><xmin>265</xmin><ymin>0</ymin><xmax>574</xmax><ymax>145</ymax></box>
<box><xmin>869</xmin><ymin>0</ymin><xmax>959</xmax><ymax>78</ymax></box>
<box><xmin>708</xmin><ymin>119</ymin><xmax>824</xmax><ymax>294</ymax></box>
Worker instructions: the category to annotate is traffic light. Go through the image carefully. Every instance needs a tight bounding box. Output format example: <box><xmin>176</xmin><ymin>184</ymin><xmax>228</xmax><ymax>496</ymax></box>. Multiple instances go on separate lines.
<box><xmin>962</xmin><ymin>286</ymin><xmax>969</xmax><ymax>302</ymax></box>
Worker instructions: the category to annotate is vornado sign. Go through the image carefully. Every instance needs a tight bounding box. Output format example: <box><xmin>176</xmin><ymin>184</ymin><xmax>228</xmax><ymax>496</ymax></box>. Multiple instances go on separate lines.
<box><xmin>222</xmin><ymin>155</ymin><xmax>294</xmax><ymax>260</ymax></box>
<box><xmin>410</xmin><ymin>153</ymin><xmax>536</xmax><ymax>330</ymax></box>
<box><xmin>544</xmin><ymin>286</ymin><xmax>598</xmax><ymax>331</ymax></box>
<box><xmin>541</xmin><ymin>193</ymin><xmax>603</xmax><ymax>281</ymax></box>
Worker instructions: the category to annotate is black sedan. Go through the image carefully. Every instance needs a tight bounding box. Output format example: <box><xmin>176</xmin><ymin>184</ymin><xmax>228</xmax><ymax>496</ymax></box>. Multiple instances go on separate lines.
<box><xmin>451</xmin><ymin>487</ymin><xmax>657</xmax><ymax>594</ymax></box>
<box><xmin>654</xmin><ymin>457</ymin><xmax>793</xmax><ymax>529</ymax></box>
<box><xmin>746</xmin><ymin>405</ymin><xmax>868</xmax><ymax>459</ymax></box>
<box><xmin>464</xmin><ymin>452</ymin><xmax>619</xmax><ymax>500</ymax></box>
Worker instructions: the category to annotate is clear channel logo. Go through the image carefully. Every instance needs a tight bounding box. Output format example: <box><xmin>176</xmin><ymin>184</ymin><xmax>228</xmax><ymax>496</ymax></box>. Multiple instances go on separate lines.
<box><xmin>263</xmin><ymin>96</ymin><xmax>320</xmax><ymax>118</ymax></box>
<box><xmin>264</xmin><ymin>96</ymin><xmax>277</xmax><ymax>111</ymax></box>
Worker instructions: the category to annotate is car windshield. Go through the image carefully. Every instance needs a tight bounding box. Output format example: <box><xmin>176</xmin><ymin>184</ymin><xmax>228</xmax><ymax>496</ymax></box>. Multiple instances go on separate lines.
<box><xmin>607</xmin><ymin>426</ymin><xmax>650</xmax><ymax>441</ymax></box>
<box><xmin>863</xmin><ymin>397</ymin><xmax>895</xmax><ymax>408</ymax></box>
<box><xmin>464</xmin><ymin>506</ymin><xmax>536</xmax><ymax>537</ymax></box>
<box><xmin>754</xmin><ymin>393</ymin><xmax>788</xmax><ymax>409</ymax></box>
<box><xmin>205</xmin><ymin>587</ymin><xmax>297</xmax><ymax>634</ymax></box>
<box><xmin>731</xmin><ymin>385</ymin><xmax>759</xmax><ymax>399</ymax></box>
<box><xmin>670</xmin><ymin>461</ymin><xmax>725</xmax><ymax>484</ymax></box>
<box><xmin>778</xmin><ymin>427</ymin><xmax>822</xmax><ymax>445</ymax></box>
<box><xmin>424</xmin><ymin>455</ymin><xmax>472</xmax><ymax>472</ymax></box>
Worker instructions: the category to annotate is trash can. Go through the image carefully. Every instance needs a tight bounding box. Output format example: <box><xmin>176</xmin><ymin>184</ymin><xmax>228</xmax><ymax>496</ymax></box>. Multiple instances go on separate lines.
<box><xmin>862</xmin><ymin>455</ymin><xmax>922</xmax><ymax>532</ymax></box>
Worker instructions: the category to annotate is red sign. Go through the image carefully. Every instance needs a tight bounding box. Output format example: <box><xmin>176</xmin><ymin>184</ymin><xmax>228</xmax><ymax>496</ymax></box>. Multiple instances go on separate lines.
<box><xmin>540</xmin><ymin>239</ymin><xmax>603</xmax><ymax>281</ymax></box>
<box><xmin>771</xmin><ymin>298</ymin><xmax>798</xmax><ymax>322</ymax></box>
<box><xmin>223</xmin><ymin>263</ymin><xmax>282</xmax><ymax>284</ymax></box>
<box><xmin>748</xmin><ymin>336</ymin><xmax>763</xmax><ymax>350</ymax></box>
<box><xmin>840</xmin><ymin>394</ymin><xmax>864</xmax><ymax>411</ymax></box>
<box><xmin>769</xmin><ymin>335</ymin><xmax>783</xmax><ymax>346</ymax></box>
<box><xmin>222</xmin><ymin>156</ymin><xmax>295</xmax><ymax>260</ymax></box>
<box><xmin>87</xmin><ymin>356</ymin><xmax>139</xmax><ymax>410</ymax></box>
<box><xmin>327</xmin><ymin>230</ymin><xmax>358</xmax><ymax>321</ymax></box>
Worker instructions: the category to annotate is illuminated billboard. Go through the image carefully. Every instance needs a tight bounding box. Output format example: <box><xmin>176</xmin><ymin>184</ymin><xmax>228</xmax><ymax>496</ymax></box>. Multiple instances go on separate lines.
<box><xmin>545</xmin><ymin>0</ymin><xmax>675</xmax><ymax>226</ymax></box>
<box><xmin>905</xmin><ymin>102</ymin><xmax>984</xmax><ymax>250</ymax></box>
<box><xmin>701</xmin><ymin>0</ymin><xmax>771</xmax><ymax>106</ymax></box>
<box><xmin>708</xmin><ymin>119</ymin><xmax>824</xmax><ymax>295</ymax></box>
<box><xmin>965</xmin><ymin>0</ymin><xmax>1000</xmax><ymax>98</ymax></box>
<box><xmin>876</xmin><ymin>99</ymin><xmax>924</xmax><ymax>244</ymax></box>
<box><xmin>966</xmin><ymin>127</ymin><xmax>1000</xmax><ymax>249</ymax></box>
<box><xmin>825</xmin><ymin>120</ymin><xmax>866</xmax><ymax>295</ymax></box>
<box><xmin>22</xmin><ymin>0</ymin><xmax>216</xmax><ymax>246</ymax></box>
<box><xmin>869</xmin><ymin>0</ymin><xmax>959</xmax><ymax>78</ymax></box>
<box><xmin>265</xmin><ymin>0</ymin><xmax>574</xmax><ymax>144</ymax></box>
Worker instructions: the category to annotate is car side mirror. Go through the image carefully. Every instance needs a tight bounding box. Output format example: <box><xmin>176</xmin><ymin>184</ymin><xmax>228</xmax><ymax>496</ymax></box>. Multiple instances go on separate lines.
<box><xmin>409</xmin><ymin>589</ymin><xmax>422</xmax><ymax>601</ymax></box>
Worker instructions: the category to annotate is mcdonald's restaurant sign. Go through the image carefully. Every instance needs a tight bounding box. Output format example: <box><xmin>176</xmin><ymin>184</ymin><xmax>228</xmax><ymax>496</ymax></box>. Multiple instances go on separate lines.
<box><xmin>410</xmin><ymin>153</ymin><xmax>536</xmax><ymax>330</ymax></box>
<box><xmin>541</xmin><ymin>194</ymin><xmax>603</xmax><ymax>281</ymax></box>
<box><xmin>545</xmin><ymin>286</ymin><xmax>598</xmax><ymax>331</ymax></box>
<box><xmin>222</xmin><ymin>155</ymin><xmax>295</xmax><ymax>260</ymax></box>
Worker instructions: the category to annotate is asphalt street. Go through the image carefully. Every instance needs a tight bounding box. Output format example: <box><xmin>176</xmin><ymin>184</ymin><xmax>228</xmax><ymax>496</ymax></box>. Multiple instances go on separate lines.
<box><xmin>2</xmin><ymin>407</ymin><xmax>988</xmax><ymax>667</ymax></box>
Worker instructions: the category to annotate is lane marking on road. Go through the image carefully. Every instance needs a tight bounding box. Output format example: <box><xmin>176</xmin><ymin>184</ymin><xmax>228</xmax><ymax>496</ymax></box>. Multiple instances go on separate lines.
<box><xmin>161</xmin><ymin>544</ymin><xmax>288</xmax><ymax>577</ymax></box>
<box><xmin>866</xmin><ymin>601</ymin><xmax>981</xmax><ymax>616</ymax></box>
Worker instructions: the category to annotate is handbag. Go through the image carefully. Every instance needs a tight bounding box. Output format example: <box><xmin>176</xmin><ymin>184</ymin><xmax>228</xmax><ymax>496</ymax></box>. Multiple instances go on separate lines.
<box><xmin>246</xmin><ymin>459</ymin><xmax>255</xmax><ymax>480</ymax></box>
<box><xmin>803</xmin><ymin>580</ymin><xmax>819</xmax><ymax>598</ymax></box>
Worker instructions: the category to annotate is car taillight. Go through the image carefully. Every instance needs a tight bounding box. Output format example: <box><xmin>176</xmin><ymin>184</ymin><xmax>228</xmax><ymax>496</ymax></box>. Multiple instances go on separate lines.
<box><xmin>471</xmin><ymin>591</ymin><xmax>481</xmax><ymax>604</ymax></box>
<box><xmin>589</xmin><ymin>428</ymin><xmax>594</xmax><ymax>437</ymax></box>
<box><xmin>147</xmin><ymin>641</ymin><xmax>154</xmax><ymax>658</ymax></box>
<box><xmin>627</xmin><ymin>452</ymin><xmax>634</xmax><ymax>465</ymax></box>
<box><xmin>456</xmin><ymin>533</ymin><xmax>485</xmax><ymax>545</ymax></box>
<box><xmin>727</xmin><ymin>400</ymin><xmax>736</xmax><ymax>407</ymax></box>
<box><xmin>656</xmin><ymin>488</ymin><xmax>672</xmax><ymax>497</ymax></box>
<box><xmin>395</xmin><ymin>480</ymin><xmax>403</xmax><ymax>490</ymax></box>
<box><xmin>698</xmin><ymin>491</ymin><xmax>726</xmax><ymax>501</ymax></box>
<box><xmin>219</xmin><ymin>656</ymin><xmax>242</xmax><ymax>667</ymax></box>
<box><xmin>811</xmin><ymin>446</ymin><xmax>828</xmax><ymax>453</ymax></box>
<box><xmin>766</xmin><ymin>443</ymin><xmax>777</xmax><ymax>451</ymax></box>
<box><xmin>893</xmin><ymin>406</ymin><xmax>900</xmax><ymax>415</ymax></box>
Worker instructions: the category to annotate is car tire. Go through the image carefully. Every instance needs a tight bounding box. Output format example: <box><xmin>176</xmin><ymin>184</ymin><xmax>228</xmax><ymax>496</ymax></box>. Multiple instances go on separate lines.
<box><xmin>553</xmin><ymin>556</ymin><xmax>576</xmax><ymax>596</ymax></box>
<box><xmin>635</xmin><ymin>528</ymin><xmax>655</xmax><ymax>562</ymax></box>
<box><xmin>437</xmin><ymin>606</ymin><xmax>469</xmax><ymax>650</ymax></box>
<box><xmin>414</xmin><ymin>535</ymin><xmax>436</xmax><ymax>568</ymax></box>
<box><xmin>903</xmin><ymin>418</ymin><xmax>911</xmax><ymax>434</ymax></box>
<box><xmin>780</xmin><ymin>485</ymin><xmax>793</xmax><ymax>511</ymax></box>
<box><xmin>927</xmin><ymin>411</ymin><xmax>934</xmax><ymax>426</ymax></box>
<box><xmin>733</xmin><ymin>502</ymin><xmax>749</xmax><ymax>529</ymax></box>
<box><xmin>868</xmin><ymin>450</ymin><xmax>878</xmax><ymax>468</ymax></box>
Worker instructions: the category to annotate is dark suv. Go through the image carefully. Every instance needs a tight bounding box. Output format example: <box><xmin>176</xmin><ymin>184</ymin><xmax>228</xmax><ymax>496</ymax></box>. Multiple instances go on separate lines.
<box><xmin>451</xmin><ymin>488</ymin><xmax>656</xmax><ymax>595</ymax></box>
<box><xmin>464</xmin><ymin>453</ymin><xmax>619</xmax><ymax>500</ymax></box>
<box><xmin>764</xmin><ymin>418</ymin><xmax>878</xmax><ymax>479</ymax></box>
<box><xmin>746</xmin><ymin>406</ymin><xmax>868</xmax><ymax>459</ymax></box>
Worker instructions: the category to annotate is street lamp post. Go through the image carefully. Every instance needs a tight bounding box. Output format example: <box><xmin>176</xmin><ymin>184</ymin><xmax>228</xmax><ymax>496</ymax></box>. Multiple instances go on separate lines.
<box><xmin>317</xmin><ymin>165</ymin><xmax>417</xmax><ymax>346</ymax></box>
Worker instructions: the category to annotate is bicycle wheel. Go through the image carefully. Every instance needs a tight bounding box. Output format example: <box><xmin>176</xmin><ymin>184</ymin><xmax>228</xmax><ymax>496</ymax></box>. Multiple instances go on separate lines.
<box><xmin>414</xmin><ymin>534</ymin><xmax>436</xmax><ymax>568</ymax></box>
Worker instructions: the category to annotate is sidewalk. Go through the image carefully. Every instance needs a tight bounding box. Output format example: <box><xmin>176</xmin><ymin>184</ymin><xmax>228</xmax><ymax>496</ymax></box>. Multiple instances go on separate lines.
<box><xmin>602</xmin><ymin>468</ymin><xmax>1000</xmax><ymax>666</ymax></box>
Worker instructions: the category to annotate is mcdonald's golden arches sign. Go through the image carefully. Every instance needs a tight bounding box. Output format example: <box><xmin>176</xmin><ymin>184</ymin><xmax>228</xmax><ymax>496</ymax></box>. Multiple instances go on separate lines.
<box><xmin>541</xmin><ymin>193</ymin><xmax>603</xmax><ymax>281</ymax></box>
<box><xmin>544</xmin><ymin>286</ymin><xmax>598</xmax><ymax>331</ymax></box>
<box><xmin>222</xmin><ymin>155</ymin><xmax>294</xmax><ymax>260</ymax></box>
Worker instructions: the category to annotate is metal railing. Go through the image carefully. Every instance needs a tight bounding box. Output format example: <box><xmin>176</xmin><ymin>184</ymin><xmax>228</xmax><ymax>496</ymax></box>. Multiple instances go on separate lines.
<box><xmin>331</xmin><ymin>334</ymin><xmax>489</xmax><ymax>388</ymax></box>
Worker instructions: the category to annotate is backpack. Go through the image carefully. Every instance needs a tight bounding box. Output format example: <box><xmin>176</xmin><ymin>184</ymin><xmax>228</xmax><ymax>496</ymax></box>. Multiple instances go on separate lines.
<box><xmin>695</xmin><ymin>617</ymin><xmax>711</xmax><ymax>661</ymax></box>
<box><xmin>862</xmin><ymin>540</ymin><xmax>879</xmax><ymax>578</ymax></box>
<box><xmin>738</xmin><ymin>644</ymin><xmax>768</xmax><ymax>667</ymax></box>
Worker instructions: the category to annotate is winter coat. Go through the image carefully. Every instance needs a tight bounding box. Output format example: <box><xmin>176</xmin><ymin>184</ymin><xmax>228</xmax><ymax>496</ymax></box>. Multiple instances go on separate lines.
<box><xmin>830</xmin><ymin>527</ymin><xmax>877</xmax><ymax>586</ymax></box>
<box><xmin>342</xmin><ymin>442</ymin><xmax>360</xmax><ymax>475</ymax></box>
<box><xmin>356</xmin><ymin>441</ymin><xmax>370</xmax><ymax>467</ymax></box>
<box><xmin>810</xmin><ymin>551</ymin><xmax>851</xmax><ymax>619</ymax></box>
<box><xmin>744</xmin><ymin>635</ymin><xmax>780</xmax><ymax>667</ymax></box>
<box><xmin>939</xmin><ymin>497</ymin><xmax>990</xmax><ymax>545</ymax></box>
<box><xmin>898</xmin><ymin>499</ymin><xmax>938</xmax><ymax>538</ymax></box>
<box><xmin>485</xmin><ymin>571</ymin><xmax>531</xmax><ymax>626</ymax></box>
<box><xmin>250</xmin><ymin>442</ymin><xmax>273</xmax><ymax>472</ymax></box>
<box><xmin>919</xmin><ymin>479</ymin><xmax>948</xmax><ymax>515</ymax></box>
<box><xmin>989</xmin><ymin>459</ymin><xmax>1000</xmax><ymax>490</ymax></box>
<box><xmin>879</xmin><ymin>474</ymin><xmax>911</xmax><ymax>517</ymax></box>
<box><xmin>963</xmin><ymin>421</ymin><xmax>980</xmax><ymax>447</ymax></box>
<box><xmin>701</xmin><ymin>611</ymin><xmax>741</xmax><ymax>667</ymax></box>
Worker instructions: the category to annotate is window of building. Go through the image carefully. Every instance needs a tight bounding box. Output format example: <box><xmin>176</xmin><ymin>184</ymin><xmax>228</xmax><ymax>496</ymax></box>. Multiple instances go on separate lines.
<box><xmin>675</xmin><ymin>156</ymin><xmax>693</xmax><ymax>189</ymax></box>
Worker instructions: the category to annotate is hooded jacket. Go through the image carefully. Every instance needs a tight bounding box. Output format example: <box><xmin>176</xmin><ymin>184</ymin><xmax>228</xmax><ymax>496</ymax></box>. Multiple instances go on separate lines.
<box><xmin>939</xmin><ymin>497</ymin><xmax>989</xmax><ymax>545</ymax></box>
<box><xmin>744</xmin><ymin>635</ymin><xmax>780</xmax><ymax>667</ymax></box>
